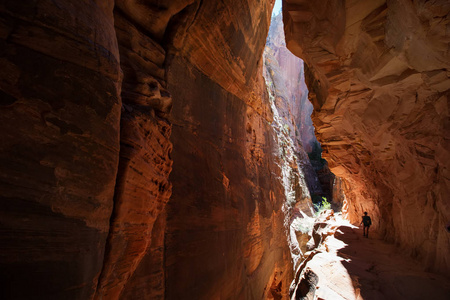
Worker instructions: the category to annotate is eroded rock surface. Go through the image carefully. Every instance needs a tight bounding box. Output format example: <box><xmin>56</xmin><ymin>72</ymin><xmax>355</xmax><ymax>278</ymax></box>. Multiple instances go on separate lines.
<box><xmin>0</xmin><ymin>0</ymin><xmax>121</xmax><ymax>299</ymax></box>
<box><xmin>265</xmin><ymin>13</ymin><xmax>316</xmax><ymax>153</ymax></box>
<box><xmin>284</xmin><ymin>0</ymin><xmax>450</xmax><ymax>274</ymax></box>
<box><xmin>264</xmin><ymin>13</ymin><xmax>322</xmax><ymax>198</ymax></box>
<box><xmin>2</xmin><ymin>0</ymin><xmax>448</xmax><ymax>299</ymax></box>
<box><xmin>291</xmin><ymin>213</ymin><xmax>450</xmax><ymax>300</ymax></box>
<box><xmin>165</xmin><ymin>1</ymin><xmax>294</xmax><ymax>298</ymax></box>
<box><xmin>95</xmin><ymin>7</ymin><xmax>173</xmax><ymax>299</ymax></box>
<box><xmin>1</xmin><ymin>0</ymin><xmax>298</xmax><ymax>299</ymax></box>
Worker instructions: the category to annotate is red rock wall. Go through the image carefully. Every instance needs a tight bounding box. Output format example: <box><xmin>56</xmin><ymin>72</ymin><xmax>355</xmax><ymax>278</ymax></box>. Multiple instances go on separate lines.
<box><xmin>93</xmin><ymin>0</ymin><xmax>296</xmax><ymax>298</ymax></box>
<box><xmin>265</xmin><ymin>13</ymin><xmax>317</xmax><ymax>154</ymax></box>
<box><xmin>4</xmin><ymin>0</ymin><xmax>421</xmax><ymax>299</ymax></box>
<box><xmin>166</xmin><ymin>55</ymin><xmax>292</xmax><ymax>299</ymax></box>
<box><xmin>164</xmin><ymin>1</ymin><xmax>294</xmax><ymax>298</ymax></box>
<box><xmin>0</xmin><ymin>0</ymin><xmax>121</xmax><ymax>299</ymax></box>
<box><xmin>1</xmin><ymin>0</ymin><xmax>299</xmax><ymax>298</ymax></box>
<box><xmin>1</xmin><ymin>0</ymin><xmax>295</xmax><ymax>299</ymax></box>
<box><xmin>0</xmin><ymin>0</ymin><xmax>178</xmax><ymax>298</ymax></box>
<box><xmin>94</xmin><ymin>5</ymin><xmax>174</xmax><ymax>299</ymax></box>
<box><xmin>284</xmin><ymin>0</ymin><xmax>450</xmax><ymax>275</ymax></box>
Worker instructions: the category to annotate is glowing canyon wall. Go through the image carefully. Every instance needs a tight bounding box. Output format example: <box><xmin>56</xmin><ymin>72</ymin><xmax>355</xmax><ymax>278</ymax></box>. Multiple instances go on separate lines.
<box><xmin>284</xmin><ymin>0</ymin><xmax>450</xmax><ymax>275</ymax></box>
<box><xmin>0</xmin><ymin>0</ymin><xmax>296</xmax><ymax>299</ymax></box>
<box><xmin>162</xmin><ymin>1</ymin><xmax>293</xmax><ymax>299</ymax></box>
<box><xmin>1</xmin><ymin>0</ymin><xmax>449</xmax><ymax>299</ymax></box>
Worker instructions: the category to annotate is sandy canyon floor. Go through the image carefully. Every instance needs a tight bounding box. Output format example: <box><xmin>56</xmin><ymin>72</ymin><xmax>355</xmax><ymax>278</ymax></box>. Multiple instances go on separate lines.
<box><xmin>300</xmin><ymin>216</ymin><xmax>450</xmax><ymax>300</ymax></box>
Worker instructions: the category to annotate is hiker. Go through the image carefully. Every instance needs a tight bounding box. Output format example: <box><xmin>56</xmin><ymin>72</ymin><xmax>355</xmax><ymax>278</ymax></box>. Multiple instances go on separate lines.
<box><xmin>360</xmin><ymin>212</ymin><xmax>372</xmax><ymax>238</ymax></box>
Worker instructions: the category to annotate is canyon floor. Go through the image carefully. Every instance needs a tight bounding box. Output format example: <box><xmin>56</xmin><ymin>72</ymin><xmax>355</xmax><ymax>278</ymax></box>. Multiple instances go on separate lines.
<box><xmin>300</xmin><ymin>216</ymin><xmax>450</xmax><ymax>300</ymax></box>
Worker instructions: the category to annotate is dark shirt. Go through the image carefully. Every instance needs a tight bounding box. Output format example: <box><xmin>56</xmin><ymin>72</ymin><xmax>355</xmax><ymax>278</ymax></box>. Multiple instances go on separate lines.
<box><xmin>362</xmin><ymin>216</ymin><xmax>372</xmax><ymax>226</ymax></box>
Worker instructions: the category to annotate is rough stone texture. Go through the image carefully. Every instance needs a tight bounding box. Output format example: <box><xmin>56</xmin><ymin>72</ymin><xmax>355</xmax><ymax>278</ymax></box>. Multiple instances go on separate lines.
<box><xmin>263</xmin><ymin>12</ymin><xmax>324</xmax><ymax>276</ymax></box>
<box><xmin>332</xmin><ymin>177</ymin><xmax>347</xmax><ymax>212</ymax></box>
<box><xmin>294</xmin><ymin>268</ymin><xmax>319</xmax><ymax>300</ymax></box>
<box><xmin>266</xmin><ymin>13</ymin><xmax>317</xmax><ymax>154</ymax></box>
<box><xmin>1</xmin><ymin>0</ymin><xmax>299</xmax><ymax>299</ymax></box>
<box><xmin>284</xmin><ymin>0</ymin><xmax>450</xmax><ymax>275</ymax></box>
<box><xmin>164</xmin><ymin>1</ymin><xmax>294</xmax><ymax>298</ymax></box>
<box><xmin>264</xmin><ymin>12</ymin><xmax>341</xmax><ymax>208</ymax></box>
<box><xmin>264</xmin><ymin>12</ymin><xmax>324</xmax><ymax>199</ymax></box>
<box><xmin>7</xmin><ymin>0</ymin><xmax>449</xmax><ymax>298</ymax></box>
<box><xmin>167</xmin><ymin>56</ymin><xmax>292</xmax><ymax>299</ymax></box>
<box><xmin>290</xmin><ymin>213</ymin><xmax>450</xmax><ymax>300</ymax></box>
<box><xmin>0</xmin><ymin>0</ymin><xmax>121</xmax><ymax>299</ymax></box>
<box><xmin>94</xmin><ymin>8</ymin><xmax>173</xmax><ymax>299</ymax></box>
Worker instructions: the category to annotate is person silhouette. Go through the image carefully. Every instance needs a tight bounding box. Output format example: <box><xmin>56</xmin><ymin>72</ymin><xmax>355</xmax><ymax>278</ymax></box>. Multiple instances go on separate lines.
<box><xmin>360</xmin><ymin>212</ymin><xmax>372</xmax><ymax>238</ymax></box>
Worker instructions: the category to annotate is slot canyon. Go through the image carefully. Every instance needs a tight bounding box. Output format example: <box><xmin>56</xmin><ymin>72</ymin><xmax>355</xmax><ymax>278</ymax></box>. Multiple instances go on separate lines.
<box><xmin>0</xmin><ymin>0</ymin><xmax>449</xmax><ymax>299</ymax></box>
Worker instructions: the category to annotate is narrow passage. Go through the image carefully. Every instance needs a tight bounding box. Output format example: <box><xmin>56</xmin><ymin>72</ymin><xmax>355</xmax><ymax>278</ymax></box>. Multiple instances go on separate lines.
<box><xmin>300</xmin><ymin>218</ymin><xmax>450</xmax><ymax>300</ymax></box>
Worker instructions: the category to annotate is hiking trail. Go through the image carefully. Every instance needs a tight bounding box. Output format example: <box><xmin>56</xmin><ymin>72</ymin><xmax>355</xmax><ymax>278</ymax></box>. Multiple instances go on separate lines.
<box><xmin>292</xmin><ymin>214</ymin><xmax>450</xmax><ymax>300</ymax></box>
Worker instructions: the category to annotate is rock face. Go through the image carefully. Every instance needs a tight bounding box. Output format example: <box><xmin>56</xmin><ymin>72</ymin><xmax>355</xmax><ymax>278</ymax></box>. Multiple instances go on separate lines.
<box><xmin>263</xmin><ymin>12</ymin><xmax>349</xmax><ymax>289</ymax></box>
<box><xmin>94</xmin><ymin>3</ymin><xmax>174</xmax><ymax>299</ymax></box>
<box><xmin>264</xmin><ymin>12</ymin><xmax>339</xmax><ymax>209</ymax></box>
<box><xmin>265</xmin><ymin>13</ymin><xmax>317</xmax><ymax>154</ymax></box>
<box><xmin>1</xmin><ymin>0</ymin><xmax>295</xmax><ymax>299</ymax></box>
<box><xmin>0</xmin><ymin>1</ymin><xmax>121</xmax><ymax>299</ymax></box>
<box><xmin>284</xmin><ymin>0</ymin><xmax>450</xmax><ymax>275</ymax></box>
<box><xmin>166</xmin><ymin>56</ymin><xmax>292</xmax><ymax>299</ymax></box>
<box><xmin>264</xmin><ymin>12</ymin><xmax>323</xmax><ymax>200</ymax></box>
<box><xmin>164</xmin><ymin>1</ymin><xmax>294</xmax><ymax>298</ymax></box>
<box><xmin>0</xmin><ymin>0</ymin><xmax>175</xmax><ymax>298</ymax></box>
<box><xmin>2</xmin><ymin>0</ymin><xmax>449</xmax><ymax>299</ymax></box>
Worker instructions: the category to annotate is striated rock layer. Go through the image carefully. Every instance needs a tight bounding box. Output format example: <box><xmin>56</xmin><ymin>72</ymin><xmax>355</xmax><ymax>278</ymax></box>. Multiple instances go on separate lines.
<box><xmin>0</xmin><ymin>0</ymin><xmax>122</xmax><ymax>299</ymax></box>
<box><xmin>1</xmin><ymin>0</ymin><xmax>300</xmax><ymax>299</ymax></box>
<box><xmin>264</xmin><ymin>12</ymin><xmax>323</xmax><ymax>199</ymax></box>
<box><xmin>0</xmin><ymin>0</ymin><xmax>300</xmax><ymax>299</ymax></box>
<box><xmin>284</xmin><ymin>0</ymin><xmax>450</xmax><ymax>275</ymax></box>
<box><xmin>5</xmin><ymin>0</ymin><xmax>449</xmax><ymax>298</ymax></box>
<box><xmin>266</xmin><ymin>13</ymin><xmax>317</xmax><ymax>154</ymax></box>
<box><xmin>0</xmin><ymin>0</ymin><xmax>175</xmax><ymax>298</ymax></box>
<box><xmin>164</xmin><ymin>1</ymin><xmax>294</xmax><ymax>298</ymax></box>
<box><xmin>94</xmin><ymin>3</ymin><xmax>174</xmax><ymax>299</ymax></box>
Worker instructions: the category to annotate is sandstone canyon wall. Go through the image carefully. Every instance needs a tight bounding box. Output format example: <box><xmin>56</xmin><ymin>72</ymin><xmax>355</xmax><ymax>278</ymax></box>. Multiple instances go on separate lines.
<box><xmin>95</xmin><ymin>1</ymin><xmax>176</xmax><ymax>298</ymax></box>
<box><xmin>2</xmin><ymin>0</ymin><xmax>448</xmax><ymax>299</ymax></box>
<box><xmin>284</xmin><ymin>0</ymin><xmax>450</xmax><ymax>275</ymax></box>
<box><xmin>0</xmin><ymin>1</ymin><xmax>122</xmax><ymax>299</ymax></box>
<box><xmin>264</xmin><ymin>12</ymin><xmax>338</xmax><ymax>207</ymax></box>
<box><xmin>1</xmin><ymin>0</ymin><xmax>299</xmax><ymax>299</ymax></box>
<box><xmin>264</xmin><ymin>13</ymin><xmax>323</xmax><ymax>201</ymax></box>
<box><xmin>264</xmin><ymin>15</ymin><xmax>318</xmax><ymax>274</ymax></box>
<box><xmin>265</xmin><ymin>13</ymin><xmax>317</xmax><ymax>154</ymax></box>
<box><xmin>164</xmin><ymin>1</ymin><xmax>294</xmax><ymax>298</ymax></box>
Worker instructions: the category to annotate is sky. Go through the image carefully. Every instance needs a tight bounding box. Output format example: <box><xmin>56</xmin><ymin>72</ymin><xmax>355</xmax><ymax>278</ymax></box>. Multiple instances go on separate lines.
<box><xmin>272</xmin><ymin>0</ymin><xmax>282</xmax><ymax>16</ymax></box>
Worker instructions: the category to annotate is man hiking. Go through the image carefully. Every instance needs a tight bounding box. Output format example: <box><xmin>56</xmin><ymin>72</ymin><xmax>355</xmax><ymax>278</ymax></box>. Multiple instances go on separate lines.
<box><xmin>360</xmin><ymin>212</ymin><xmax>372</xmax><ymax>238</ymax></box>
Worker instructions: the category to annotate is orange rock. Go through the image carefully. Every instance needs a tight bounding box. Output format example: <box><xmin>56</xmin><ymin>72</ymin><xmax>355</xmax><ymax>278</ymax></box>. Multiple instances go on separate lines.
<box><xmin>284</xmin><ymin>0</ymin><xmax>450</xmax><ymax>275</ymax></box>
